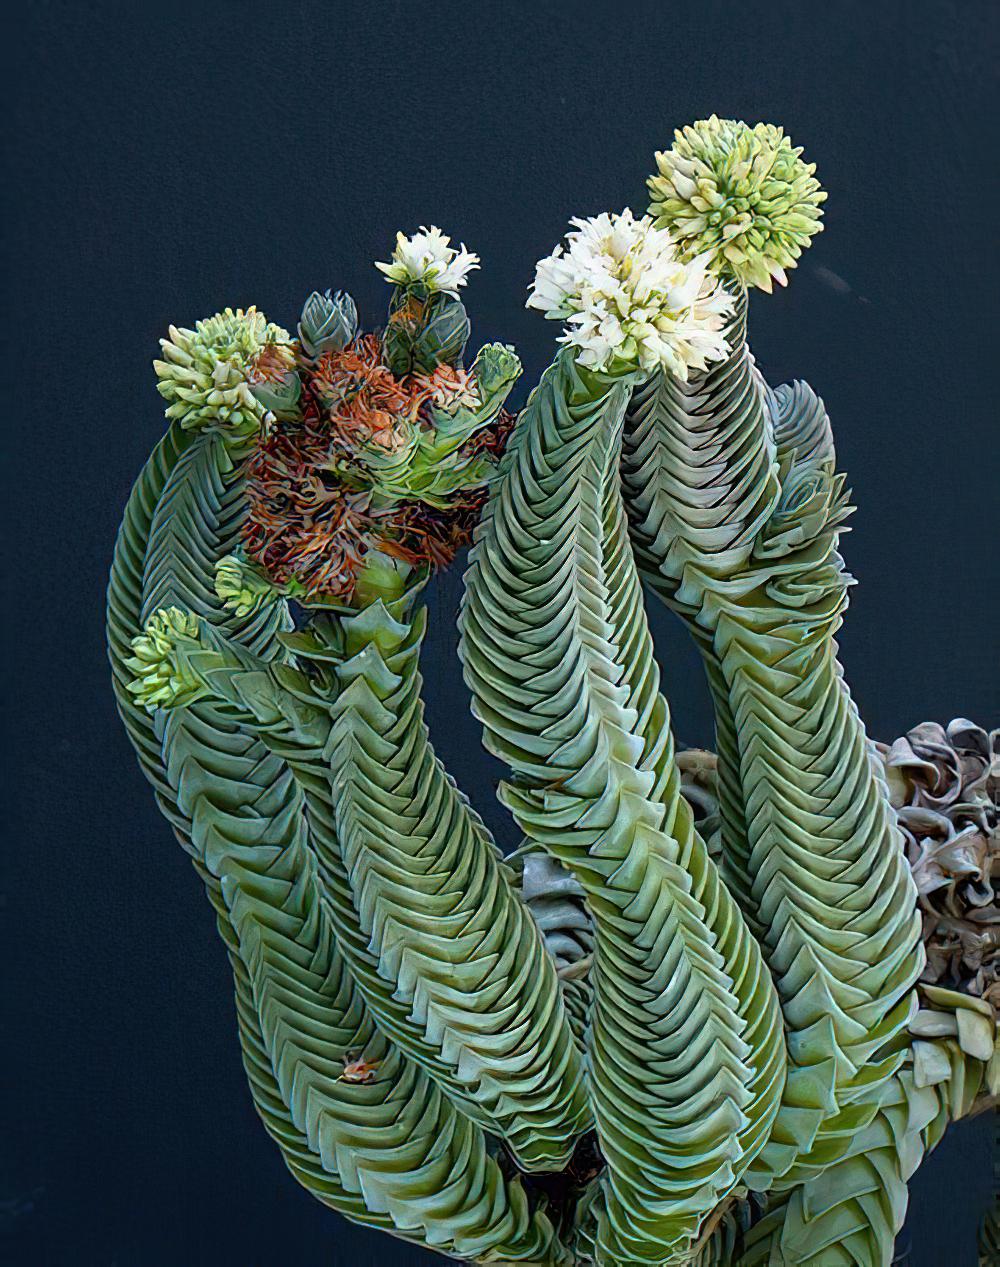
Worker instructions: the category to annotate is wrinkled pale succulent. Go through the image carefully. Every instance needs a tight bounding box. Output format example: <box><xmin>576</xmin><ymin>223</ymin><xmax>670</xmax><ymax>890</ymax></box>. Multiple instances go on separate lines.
<box><xmin>648</xmin><ymin>116</ymin><xmax>826</xmax><ymax>292</ymax></box>
<box><xmin>153</xmin><ymin>307</ymin><xmax>294</xmax><ymax>437</ymax></box>
<box><xmin>527</xmin><ymin>208</ymin><xmax>733</xmax><ymax>377</ymax></box>
<box><xmin>675</xmin><ymin>724</ymin><xmax>1000</xmax><ymax>1020</ymax></box>
<box><xmin>882</xmin><ymin>719</ymin><xmax>1000</xmax><ymax>1010</ymax></box>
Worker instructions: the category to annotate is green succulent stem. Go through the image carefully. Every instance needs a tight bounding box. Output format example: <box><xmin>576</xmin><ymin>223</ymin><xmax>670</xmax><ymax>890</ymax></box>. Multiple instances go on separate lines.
<box><xmin>620</xmin><ymin>286</ymin><xmax>925</xmax><ymax>1214</ymax></box>
<box><xmin>110</xmin><ymin>413</ymin><xmax>570</xmax><ymax>1266</ymax></box>
<box><xmin>461</xmin><ymin>348</ymin><xmax>786</xmax><ymax>1265</ymax></box>
<box><xmin>621</xmin><ymin>285</ymin><xmax>778</xmax><ymax>925</ymax></box>
<box><xmin>321</xmin><ymin>599</ymin><xmax>593</xmax><ymax>1171</ymax></box>
<box><xmin>144</xmin><ymin>589</ymin><xmax>593</xmax><ymax>1177</ymax></box>
<box><xmin>108</xmin><ymin>428</ymin><xmax>377</xmax><ymax>1228</ymax></box>
<box><xmin>740</xmin><ymin>995</ymin><xmax>993</xmax><ymax>1265</ymax></box>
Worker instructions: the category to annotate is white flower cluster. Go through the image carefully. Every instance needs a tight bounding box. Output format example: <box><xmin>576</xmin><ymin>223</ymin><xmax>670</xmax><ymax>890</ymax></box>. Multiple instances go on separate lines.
<box><xmin>526</xmin><ymin>209</ymin><xmax>733</xmax><ymax>378</ymax></box>
<box><xmin>376</xmin><ymin>226</ymin><xmax>480</xmax><ymax>297</ymax></box>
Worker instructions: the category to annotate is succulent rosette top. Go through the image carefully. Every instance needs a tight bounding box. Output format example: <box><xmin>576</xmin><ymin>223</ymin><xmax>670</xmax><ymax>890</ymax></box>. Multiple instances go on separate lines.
<box><xmin>226</xmin><ymin>228</ymin><xmax>520</xmax><ymax>607</ymax></box>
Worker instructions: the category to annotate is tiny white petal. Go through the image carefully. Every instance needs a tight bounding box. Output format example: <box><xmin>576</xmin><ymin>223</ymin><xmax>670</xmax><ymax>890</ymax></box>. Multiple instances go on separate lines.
<box><xmin>526</xmin><ymin>209</ymin><xmax>734</xmax><ymax>376</ymax></box>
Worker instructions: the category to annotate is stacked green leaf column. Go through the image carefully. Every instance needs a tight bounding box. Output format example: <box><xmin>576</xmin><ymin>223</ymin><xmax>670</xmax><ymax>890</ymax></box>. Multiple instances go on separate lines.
<box><xmin>209</xmin><ymin>593</ymin><xmax>592</xmax><ymax>1173</ymax></box>
<box><xmin>620</xmin><ymin>289</ymin><xmax>925</xmax><ymax>1199</ymax></box>
<box><xmin>740</xmin><ymin>989</ymin><xmax>995</xmax><ymax>1265</ymax></box>
<box><xmin>106</xmin><ymin>421</ymin><xmax>363</xmax><ymax>1225</ymax></box>
<box><xmin>145</xmin><ymin>619</ymin><xmax>572</xmax><ymax>1265</ymax></box>
<box><xmin>620</xmin><ymin>292</ymin><xmax>775</xmax><ymax>924</ymax></box>
<box><xmin>108</xmin><ymin>425</ymin><xmax>387</xmax><ymax>1231</ymax></box>
<box><xmin>108</xmin><ymin>348</ymin><xmax>570</xmax><ymax>1264</ymax></box>
<box><xmin>460</xmin><ymin>349</ymin><xmax>787</xmax><ymax>1264</ymax></box>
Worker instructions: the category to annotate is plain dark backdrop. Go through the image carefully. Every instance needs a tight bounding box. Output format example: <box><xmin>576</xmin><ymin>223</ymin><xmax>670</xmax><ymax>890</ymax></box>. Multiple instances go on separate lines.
<box><xmin>4</xmin><ymin>2</ymin><xmax>998</xmax><ymax>1264</ymax></box>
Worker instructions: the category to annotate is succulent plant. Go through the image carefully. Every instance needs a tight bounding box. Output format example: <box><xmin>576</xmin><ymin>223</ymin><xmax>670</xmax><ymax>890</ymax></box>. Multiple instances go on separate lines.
<box><xmin>981</xmin><ymin>1199</ymin><xmax>1000</xmax><ymax>1266</ymax></box>
<box><xmin>881</xmin><ymin>719</ymin><xmax>999</xmax><ymax>1009</ymax></box>
<box><xmin>108</xmin><ymin>150</ymin><xmax>996</xmax><ymax>1267</ymax></box>
<box><xmin>213</xmin><ymin>551</ymin><xmax>282</xmax><ymax>618</ymax></box>
<box><xmin>297</xmin><ymin>288</ymin><xmax>359</xmax><ymax>359</ymax></box>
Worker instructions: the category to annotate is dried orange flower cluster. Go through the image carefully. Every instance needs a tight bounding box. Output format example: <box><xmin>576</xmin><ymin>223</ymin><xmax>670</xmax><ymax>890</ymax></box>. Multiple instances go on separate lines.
<box><xmin>310</xmin><ymin>334</ymin><xmax>477</xmax><ymax>455</ymax></box>
<box><xmin>242</xmin><ymin>332</ymin><xmax>511</xmax><ymax>602</ymax></box>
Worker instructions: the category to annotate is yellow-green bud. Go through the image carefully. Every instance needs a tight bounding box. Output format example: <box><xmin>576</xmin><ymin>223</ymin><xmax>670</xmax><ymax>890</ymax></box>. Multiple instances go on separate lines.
<box><xmin>125</xmin><ymin>607</ymin><xmax>203</xmax><ymax>711</ymax></box>
<box><xmin>648</xmin><ymin>116</ymin><xmax>826</xmax><ymax>293</ymax></box>
<box><xmin>153</xmin><ymin>307</ymin><xmax>293</xmax><ymax>437</ymax></box>
<box><xmin>214</xmin><ymin>555</ymin><xmax>280</xmax><ymax>618</ymax></box>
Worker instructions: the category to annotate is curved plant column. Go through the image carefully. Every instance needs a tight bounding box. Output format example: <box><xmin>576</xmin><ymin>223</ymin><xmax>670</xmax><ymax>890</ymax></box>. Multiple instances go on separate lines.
<box><xmin>228</xmin><ymin>242</ymin><xmax>590</xmax><ymax>1172</ymax></box>
<box><xmin>137</xmin><ymin>625</ymin><xmax>568</xmax><ymax>1264</ymax></box>
<box><xmin>329</xmin><ymin>593</ymin><xmax>591</xmax><ymax>1169</ymax></box>
<box><xmin>623</xmin><ymin>285</ymin><xmax>777</xmax><ymax>925</ymax></box>
<box><xmin>215</xmin><ymin>585</ymin><xmax>590</xmax><ymax>1173</ymax></box>
<box><xmin>112</xmin><ymin>306</ymin><xmax>569</xmax><ymax>1265</ymax></box>
<box><xmin>462</xmin><ymin>213</ymin><xmax>786</xmax><ymax>1265</ymax></box>
<box><xmin>625</xmin><ymin>122</ymin><xmax>927</xmax><ymax>1201</ymax></box>
<box><xmin>108</xmin><ymin>182</ymin><xmax>997</xmax><ymax>1267</ymax></box>
<box><xmin>105</xmin><ymin>362</ymin><xmax>377</xmax><ymax>1231</ymax></box>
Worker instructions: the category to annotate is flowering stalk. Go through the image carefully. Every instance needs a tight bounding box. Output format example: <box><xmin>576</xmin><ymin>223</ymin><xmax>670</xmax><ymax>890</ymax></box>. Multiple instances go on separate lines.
<box><xmin>621</xmin><ymin>121</ymin><xmax>931</xmax><ymax>1249</ymax></box>
<box><xmin>462</xmin><ymin>212</ymin><xmax>786</xmax><ymax>1264</ymax></box>
<box><xmin>240</xmin><ymin>242</ymin><xmax>516</xmax><ymax>608</ymax></box>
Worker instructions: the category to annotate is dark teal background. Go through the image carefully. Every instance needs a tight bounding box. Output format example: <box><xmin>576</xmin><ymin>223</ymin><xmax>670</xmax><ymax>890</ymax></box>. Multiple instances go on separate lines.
<box><xmin>4</xmin><ymin>1</ymin><xmax>997</xmax><ymax>1264</ymax></box>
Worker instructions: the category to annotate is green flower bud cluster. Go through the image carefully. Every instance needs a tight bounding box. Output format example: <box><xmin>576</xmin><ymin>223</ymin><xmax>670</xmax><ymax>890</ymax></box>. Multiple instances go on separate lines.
<box><xmin>153</xmin><ymin>307</ymin><xmax>293</xmax><ymax>437</ymax></box>
<box><xmin>214</xmin><ymin>554</ymin><xmax>283</xmax><ymax>617</ymax></box>
<box><xmin>298</xmin><ymin>289</ymin><xmax>359</xmax><ymax>359</ymax></box>
<box><xmin>125</xmin><ymin>607</ymin><xmax>203</xmax><ymax>711</ymax></box>
<box><xmin>383</xmin><ymin>284</ymin><xmax>471</xmax><ymax>378</ymax></box>
<box><xmin>648</xmin><ymin>115</ymin><xmax>826</xmax><ymax>293</ymax></box>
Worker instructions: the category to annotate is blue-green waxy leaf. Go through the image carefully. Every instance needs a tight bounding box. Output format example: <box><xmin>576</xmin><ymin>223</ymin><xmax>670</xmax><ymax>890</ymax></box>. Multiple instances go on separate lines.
<box><xmin>298</xmin><ymin>289</ymin><xmax>358</xmax><ymax>358</ymax></box>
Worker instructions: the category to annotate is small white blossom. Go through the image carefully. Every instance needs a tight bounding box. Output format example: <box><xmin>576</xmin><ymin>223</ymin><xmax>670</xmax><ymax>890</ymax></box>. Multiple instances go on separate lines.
<box><xmin>376</xmin><ymin>226</ymin><xmax>480</xmax><ymax>297</ymax></box>
<box><xmin>526</xmin><ymin>209</ymin><xmax>733</xmax><ymax>379</ymax></box>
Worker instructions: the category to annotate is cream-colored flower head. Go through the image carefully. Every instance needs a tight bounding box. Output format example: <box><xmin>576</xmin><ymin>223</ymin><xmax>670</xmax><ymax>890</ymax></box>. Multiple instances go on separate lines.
<box><xmin>376</xmin><ymin>226</ymin><xmax>480</xmax><ymax>297</ymax></box>
<box><xmin>153</xmin><ymin>307</ymin><xmax>293</xmax><ymax>436</ymax></box>
<box><xmin>527</xmin><ymin>209</ymin><xmax>733</xmax><ymax>379</ymax></box>
<box><xmin>648</xmin><ymin>116</ymin><xmax>826</xmax><ymax>293</ymax></box>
